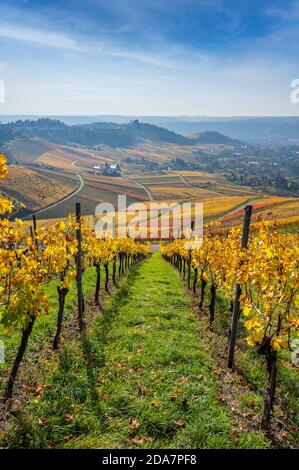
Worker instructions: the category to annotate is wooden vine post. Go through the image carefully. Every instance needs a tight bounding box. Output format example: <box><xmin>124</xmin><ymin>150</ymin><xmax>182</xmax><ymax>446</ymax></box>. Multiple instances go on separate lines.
<box><xmin>112</xmin><ymin>259</ymin><xmax>117</xmax><ymax>285</ymax></box>
<box><xmin>104</xmin><ymin>263</ymin><xmax>109</xmax><ymax>293</ymax></box>
<box><xmin>122</xmin><ymin>253</ymin><xmax>125</xmax><ymax>275</ymax></box>
<box><xmin>94</xmin><ymin>263</ymin><xmax>101</xmax><ymax>306</ymax></box>
<box><xmin>209</xmin><ymin>283</ymin><xmax>216</xmax><ymax>328</ymax></box>
<box><xmin>32</xmin><ymin>214</ymin><xmax>37</xmax><ymax>236</ymax></box>
<box><xmin>193</xmin><ymin>267</ymin><xmax>198</xmax><ymax>294</ymax></box>
<box><xmin>118</xmin><ymin>253</ymin><xmax>122</xmax><ymax>278</ymax></box>
<box><xmin>30</xmin><ymin>214</ymin><xmax>38</xmax><ymax>246</ymax></box>
<box><xmin>75</xmin><ymin>203</ymin><xmax>85</xmax><ymax>334</ymax></box>
<box><xmin>187</xmin><ymin>249</ymin><xmax>192</xmax><ymax>289</ymax></box>
<box><xmin>198</xmin><ymin>277</ymin><xmax>207</xmax><ymax>309</ymax></box>
<box><xmin>227</xmin><ymin>205</ymin><xmax>252</xmax><ymax>368</ymax></box>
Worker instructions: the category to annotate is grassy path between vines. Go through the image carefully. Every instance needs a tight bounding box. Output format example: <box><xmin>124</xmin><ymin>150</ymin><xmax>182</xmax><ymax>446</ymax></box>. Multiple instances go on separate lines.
<box><xmin>2</xmin><ymin>253</ymin><xmax>269</xmax><ymax>449</ymax></box>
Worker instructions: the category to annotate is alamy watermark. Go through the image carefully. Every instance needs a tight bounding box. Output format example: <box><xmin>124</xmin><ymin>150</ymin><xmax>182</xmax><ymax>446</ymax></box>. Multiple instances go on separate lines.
<box><xmin>290</xmin><ymin>79</ymin><xmax>299</xmax><ymax>104</ymax></box>
<box><xmin>95</xmin><ymin>196</ymin><xmax>203</xmax><ymax>249</ymax></box>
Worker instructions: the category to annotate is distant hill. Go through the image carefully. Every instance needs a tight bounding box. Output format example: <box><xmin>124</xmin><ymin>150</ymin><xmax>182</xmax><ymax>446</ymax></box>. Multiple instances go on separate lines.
<box><xmin>188</xmin><ymin>131</ymin><xmax>241</xmax><ymax>145</ymax></box>
<box><xmin>79</xmin><ymin>119</ymin><xmax>189</xmax><ymax>146</ymax></box>
<box><xmin>0</xmin><ymin>118</ymin><xmax>240</xmax><ymax>154</ymax></box>
<box><xmin>1</xmin><ymin>115</ymin><xmax>299</xmax><ymax>143</ymax></box>
<box><xmin>1</xmin><ymin>118</ymin><xmax>188</xmax><ymax>148</ymax></box>
<box><xmin>158</xmin><ymin>117</ymin><xmax>299</xmax><ymax>144</ymax></box>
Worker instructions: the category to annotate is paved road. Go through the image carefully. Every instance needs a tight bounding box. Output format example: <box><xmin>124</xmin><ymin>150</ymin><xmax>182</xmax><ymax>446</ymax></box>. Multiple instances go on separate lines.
<box><xmin>178</xmin><ymin>172</ymin><xmax>259</xmax><ymax>224</ymax></box>
<box><xmin>217</xmin><ymin>197</ymin><xmax>259</xmax><ymax>221</ymax></box>
<box><xmin>203</xmin><ymin>197</ymin><xmax>259</xmax><ymax>232</ymax></box>
<box><xmin>179</xmin><ymin>173</ymin><xmax>194</xmax><ymax>187</ymax></box>
<box><xmin>131</xmin><ymin>180</ymin><xmax>154</xmax><ymax>201</ymax></box>
<box><xmin>24</xmin><ymin>146</ymin><xmax>257</xmax><ymax>231</ymax></box>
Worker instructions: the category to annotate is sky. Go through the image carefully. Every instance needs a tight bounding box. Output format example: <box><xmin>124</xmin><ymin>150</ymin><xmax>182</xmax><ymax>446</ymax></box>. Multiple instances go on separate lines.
<box><xmin>0</xmin><ymin>0</ymin><xmax>299</xmax><ymax>116</ymax></box>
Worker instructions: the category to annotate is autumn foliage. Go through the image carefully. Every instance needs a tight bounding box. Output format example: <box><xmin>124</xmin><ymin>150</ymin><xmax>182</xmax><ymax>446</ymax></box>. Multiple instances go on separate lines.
<box><xmin>0</xmin><ymin>154</ymin><xmax>150</xmax><ymax>398</ymax></box>
<box><xmin>161</xmin><ymin>222</ymin><xmax>299</xmax><ymax>428</ymax></box>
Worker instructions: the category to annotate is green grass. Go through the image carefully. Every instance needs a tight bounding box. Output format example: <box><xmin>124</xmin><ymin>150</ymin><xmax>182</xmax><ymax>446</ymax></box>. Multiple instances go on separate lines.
<box><xmin>1</xmin><ymin>253</ymin><xmax>270</xmax><ymax>449</ymax></box>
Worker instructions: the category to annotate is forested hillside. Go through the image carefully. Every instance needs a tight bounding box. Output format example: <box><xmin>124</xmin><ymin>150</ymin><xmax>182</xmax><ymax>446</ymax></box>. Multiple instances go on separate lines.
<box><xmin>0</xmin><ymin>118</ymin><xmax>241</xmax><ymax>150</ymax></box>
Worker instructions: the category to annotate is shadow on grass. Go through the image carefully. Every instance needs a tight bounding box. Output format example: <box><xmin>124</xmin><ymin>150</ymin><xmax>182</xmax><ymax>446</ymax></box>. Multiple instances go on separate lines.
<box><xmin>80</xmin><ymin>334</ymin><xmax>99</xmax><ymax>403</ymax></box>
<box><xmin>80</xmin><ymin>261</ymin><xmax>146</xmax><ymax>405</ymax></box>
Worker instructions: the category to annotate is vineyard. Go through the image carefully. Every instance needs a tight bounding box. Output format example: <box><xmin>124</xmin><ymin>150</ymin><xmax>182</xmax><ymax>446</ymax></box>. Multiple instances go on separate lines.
<box><xmin>0</xmin><ymin>153</ymin><xmax>299</xmax><ymax>448</ymax></box>
<box><xmin>160</xmin><ymin>215</ymin><xmax>299</xmax><ymax>433</ymax></box>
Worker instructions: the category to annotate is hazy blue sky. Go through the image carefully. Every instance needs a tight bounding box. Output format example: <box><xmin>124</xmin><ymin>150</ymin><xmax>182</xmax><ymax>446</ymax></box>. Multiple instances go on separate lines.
<box><xmin>0</xmin><ymin>0</ymin><xmax>299</xmax><ymax>115</ymax></box>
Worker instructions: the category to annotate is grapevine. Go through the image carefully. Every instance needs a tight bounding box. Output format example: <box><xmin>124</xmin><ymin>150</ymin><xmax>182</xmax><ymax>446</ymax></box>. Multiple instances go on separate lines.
<box><xmin>161</xmin><ymin>220</ymin><xmax>299</xmax><ymax>428</ymax></box>
<box><xmin>0</xmin><ymin>154</ymin><xmax>150</xmax><ymax>398</ymax></box>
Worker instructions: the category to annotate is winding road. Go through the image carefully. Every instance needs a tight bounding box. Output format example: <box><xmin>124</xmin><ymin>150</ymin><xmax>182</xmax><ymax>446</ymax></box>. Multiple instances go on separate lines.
<box><xmin>23</xmin><ymin>144</ymin><xmax>259</xmax><ymax>231</ymax></box>
<box><xmin>178</xmin><ymin>173</ymin><xmax>194</xmax><ymax>187</ymax></box>
<box><xmin>130</xmin><ymin>180</ymin><xmax>154</xmax><ymax>201</ymax></box>
<box><xmin>216</xmin><ymin>197</ymin><xmax>259</xmax><ymax>221</ymax></box>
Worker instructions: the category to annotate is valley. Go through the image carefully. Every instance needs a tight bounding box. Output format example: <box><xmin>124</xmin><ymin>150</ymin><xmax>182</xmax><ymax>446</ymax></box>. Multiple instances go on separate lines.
<box><xmin>0</xmin><ymin>119</ymin><xmax>298</xmax><ymax>231</ymax></box>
